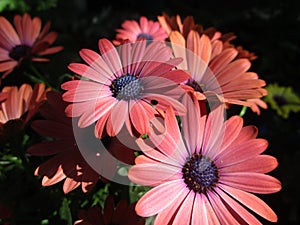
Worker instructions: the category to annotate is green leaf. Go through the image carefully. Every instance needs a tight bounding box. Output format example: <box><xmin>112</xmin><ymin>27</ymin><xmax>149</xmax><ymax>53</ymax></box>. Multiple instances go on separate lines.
<box><xmin>264</xmin><ymin>83</ymin><xmax>300</xmax><ymax>119</ymax></box>
<box><xmin>129</xmin><ymin>183</ymin><xmax>152</xmax><ymax>203</ymax></box>
<box><xmin>59</xmin><ymin>197</ymin><xmax>72</xmax><ymax>225</ymax></box>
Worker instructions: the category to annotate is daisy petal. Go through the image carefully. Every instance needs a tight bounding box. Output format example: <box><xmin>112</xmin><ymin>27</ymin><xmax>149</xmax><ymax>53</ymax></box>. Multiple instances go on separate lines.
<box><xmin>219</xmin><ymin>184</ymin><xmax>278</xmax><ymax>222</ymax></box>
<box><xmin>135</xmin><ymin>179</ymin><xmax>186</xmax><ymax>217</ymax></box>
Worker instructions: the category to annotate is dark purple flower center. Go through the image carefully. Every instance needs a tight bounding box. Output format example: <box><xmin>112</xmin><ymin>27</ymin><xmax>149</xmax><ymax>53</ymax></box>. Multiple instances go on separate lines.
<box><xmin>137</xmin><ymin>33</ymin><xmax>152</xmax><ymax>41</ymax></box>
<box><xmin>182</xmin><ymin>153</ymin><xmax>218</xmax><ymax>194</ymax></box>
<box><xmin>273</xmin><ymin>95</ymin><xmax>288</xmax><ymax>106</ymax></box>
<box><xmin>9</xmin><ymin>45</ymin><xmax>32</xmax><ymax>61</ymax></box>
<box><xmin>110</xmin><ymin>74</ymin><xmax>144</xmax><ymax>100</ymax></box>
<box><xmin>186</xmin><ymin>78</ymin><xmax>204</xmax><ymax>93</ymax></box>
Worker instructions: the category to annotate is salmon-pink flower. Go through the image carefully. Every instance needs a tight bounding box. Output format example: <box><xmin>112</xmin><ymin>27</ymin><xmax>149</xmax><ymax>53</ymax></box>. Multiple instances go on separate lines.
<box><xmin>129</xmin><ymin>99</ymin><xmax>281</xmax><ymax>224</ymax></box>
<box><xmin>169</xmin><ymin>29</ymin><xmax>267</xmax><ymax>114</ymax></box>
<box><xmin>114</xmin><ymin>16</ymin><xmax>168</xmax><ymax>45</ymax></box>
<box><xmin>0</xmin><ymin>13</ymin><xmax>63</xmax><ymax>79</ymax></box>
<box><xmin>158</xmin><ymin>13</ymin><xmax>257</xmax><ymax>61</ymax></box>
<box><xmin>27</xmin><ymin>91</ymin><xmax>100</xmax><ymax>193</ymax></box>
<box><xmin>74</xmin><ymin>195</ymin><xmax>145</xmax><ymax>225</ymax></box>
<box><xmin>62</xmin><ymin>38</ymin><xmax>189</xmax><ymax>138</ymax></box>
<box><xmin>0</xmin><ymin>83</ymin><xmax>49</xmax><ymax>140</ymax></box>
<box><xmin>28</xmin><ymin>91</ymin><xmax>136</xmax><ymax>193</ymax></box>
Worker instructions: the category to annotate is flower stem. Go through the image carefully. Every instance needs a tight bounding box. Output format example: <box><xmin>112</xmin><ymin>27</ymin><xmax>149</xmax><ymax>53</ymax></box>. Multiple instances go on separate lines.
<box><xmin>239</xmin><ymin>105</ymin><xmax>248</xmax><ymax>117</ymax></box>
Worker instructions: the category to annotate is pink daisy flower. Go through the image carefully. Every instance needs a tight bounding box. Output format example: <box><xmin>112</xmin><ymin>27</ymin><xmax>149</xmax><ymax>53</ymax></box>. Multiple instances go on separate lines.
<box><xmin>128</xmin><ymin>97</ymin><xmax>281</xmax><ymax>224</ymax></box>
<box><xmin>27</xmin><ymin>91</ymin><xmax>132</xmax><ymax>193</ymax></box>
<box><xmin>169</xmin><ymin>29</ymin><xmax>267</xmax><ymax>113</ymax></box>
<box><xmin>62</xmin><ymin>38</ymin><xmax>189</xmax><ymax>138</ymax></box>
<box><xmin>114</xmin><ymin>16</ymin><xmax>168</xmax><ymax>45</ymax></box>
<box><xmin>0</xmin><ymin>83</ymin><xmax>49</xmax><ymax>140</ymax></box>
<box><xmin>0</xmin><ymin>13</ymin><xmax>63</xmax><ymax>79</ymax></box>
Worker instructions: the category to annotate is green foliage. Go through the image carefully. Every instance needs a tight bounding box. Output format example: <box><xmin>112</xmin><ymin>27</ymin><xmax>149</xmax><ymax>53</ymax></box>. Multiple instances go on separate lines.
<box><xmin>0</xmin><ymin>0</ymin><xmax>58</xmax><ymax>12</ymax></box>
<box><xmin>264</xmin><ymin>83</ymin><xmax>300</xmax><ymax>119</ymax></box>
<box><xmin>59</xmin><ymin>197</ymin><xmax>72</xmax><ymax>225</ymax></box>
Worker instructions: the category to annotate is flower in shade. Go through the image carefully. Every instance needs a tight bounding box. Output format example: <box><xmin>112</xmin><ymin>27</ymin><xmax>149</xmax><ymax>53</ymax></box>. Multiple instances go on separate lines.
<box><xmin>74</xmin><ymin>195</ymin><xmax>145</xmax><ymax>225</ymax></box>
<box><xmin>0</xmin><ymin>13</ymin><xmax>63</xmax><ymax>79</ymax></box>
<box><xmin>28</xmin><ymin>91</ymin><xmax>136</xmax><ymax>193</ymax></box>
<box><xmin>113</xmin><ymin>16</ymin><xmax>168</xmax><ymax>45</ymax></box>
<box><xmin>167</xmin><ymin>27</ymin><xmax>267</xmax><ymax>114</ymax></box>
<box><xmin>62</xmin><ymin>38</ymin><xmax>189</xmax><ymax>138</ymax></box>
<box><xmin>0</xmin><ymin>82</ymin><xmax>49</xmax><ymax>141</ymax></box>
<box><xmin>128</xmin><ymin>98</ymin><xmax>281</xmax><ymax>225</ymax></box>
<box><xmin>264</xmin><ymin>83</ymin><xmax>300</xmax><ymax>119</ymax></box>
<box><xmin>28</xmin><ymin>91</ymin><xmax>135</xmax><ymax>193</ymax></box>
<box><xmin>157</xmin><ymin>13</ymin><xmax>257</xmax><ymax>61</ymax></box>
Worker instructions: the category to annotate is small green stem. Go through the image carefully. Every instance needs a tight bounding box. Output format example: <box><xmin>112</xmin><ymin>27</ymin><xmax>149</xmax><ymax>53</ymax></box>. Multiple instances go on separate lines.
<box><xmin>28</xmin><ymin>65</ymin><xmax>56</xmax><ymax>90</ymax></box>
<box><xmin>239</xmin><ymin>105</ymin><xmax>248</xmax><ymax>117</ymax></box>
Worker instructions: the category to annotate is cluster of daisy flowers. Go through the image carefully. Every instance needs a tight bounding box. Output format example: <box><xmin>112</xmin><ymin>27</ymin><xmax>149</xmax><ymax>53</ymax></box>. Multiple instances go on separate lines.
<box><xmin>0</xmin><ymin>12</ymin><xmax>282</xmax><ymax>225</ymax></box>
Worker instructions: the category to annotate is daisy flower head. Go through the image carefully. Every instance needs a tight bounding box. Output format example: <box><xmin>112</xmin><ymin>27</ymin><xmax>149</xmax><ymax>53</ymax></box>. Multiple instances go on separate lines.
<box><xmin>0</xmin><ymin>13</ymin><xmax>63</xmax><ymax>80</ymax></box>
<box><xmin>158</xmin><ymin>13</ymin><xmax>257</xmax><ymax>61</ymax></box>
<box><xmin>168</xmin><ymin>27</ymin><xmax>267</xmax><ymax>114</ymax></box>
<box><xmin>114</xmin><ymin>16</ymin><xmax>168</xmax><ymax>45</ymax></box>
<box><xmin>62</xmin><ymin>38</ymin><xmax>190</xmax><ymax>139</ymax></box>
<box><xmin>128</xmin><ymin>97</ymin><xmax>281</xmax><ymax>225</ymax></box>
<box><xmin>0</xmin><ymin>82</ymin><xmax>49</xmax><ymax>141</ymax></box>
<box><xmin>28</xmin><ymin>91</ymin><xmax>133</xmax><ymax>193</ymax></box>
<box><xmin>74</xmin><ymin>195</ymin><xmax>145</xmax><ymax>225</ymax></box>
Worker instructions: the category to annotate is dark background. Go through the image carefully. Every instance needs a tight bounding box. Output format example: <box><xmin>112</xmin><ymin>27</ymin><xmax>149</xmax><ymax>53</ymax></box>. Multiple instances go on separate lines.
<box><xmin>1</xmin><ymin>0</ymin><xmax>300</xmax><ymax>224</ymax></box>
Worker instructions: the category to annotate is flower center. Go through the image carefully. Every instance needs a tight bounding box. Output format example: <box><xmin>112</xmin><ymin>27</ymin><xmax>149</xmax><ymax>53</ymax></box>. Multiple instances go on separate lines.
<box><xmin>137</xmin><ymin>33</ymin><xmax>152</xmax><ymax>40</ymax></box>
<box><xmin>110</xmin><ymin>74</ymin><xmax>144</xmax><ymax>100</ymax></box>
<box><xmin>186</xmin><ymin>78</ymin><xmax>204</xmax><ymax>93</ymax></box>
<box><xmin>273</xmin><ymin>95</ymin><xmax>288</xmax><ymax>107</ymax></box>
<box><xmin>182</xmin><ymin>153</ymin><xmax>218</xmax><ymax>194</ymax></box>
<box><xmin>9</xmin><ymin>45</ymin><xmax>32</xmax><ymax>61</ymax></box>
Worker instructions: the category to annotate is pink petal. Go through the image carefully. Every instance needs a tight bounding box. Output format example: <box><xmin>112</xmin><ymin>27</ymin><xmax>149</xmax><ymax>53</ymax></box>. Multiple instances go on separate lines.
<box><xmin>38</xmin><ymin>46</ymin><xmax>63</xmax><ymax>55</ymax></box>
<box><xmin>215</xmin><ymin>139</ymin><xmax>268</xmax><ymax>167</ymax></box>
<box><xmin>201</xmin><ymin>105</ymin><xmax>226</xmax><ymax>159</ymax></box>
<box><xmin>181</xmin><ymin>93</ymin><xmax>202</xmax><ymax>154</ymax></box>
<box><xmin>219</xmin><ymin>184</ymin><xmax>279</xmax><ymax>222</ymax></box>
<box><xmin>220</xmin><ymin>115</ymin><xmax>244</xmax><ymax>151</ymax></box>
<box><xmin>172</xmin><ymin>191</ymin><xmax>195</xmax><ymax>225</ymax></box>
<box><xmin>148</xmin><ymin>107</ymin><xmax>182</xmax><ymax>157</ymax></box>
<box><xmin>128</xmin><ymin>163</ymin><xmax>181</xmax><ymax>186</ymax></box>
<box><xmin>63</xmin><ymin>178</ymin><xmax>80</xmax><ymax>193</ymax></box>
<box><xmin>0</xmin><ymin>61</ymin><xmax>18</xmax><ymax>72</ymax></box>
<box><xmin>67</xmin><ymin>63</ymin><xmax>112</xmax><ymax>85</ymax></box>
<box><xmin>209</xmin><ymin>48</ymin><xmax>238</xmax><ymax>75</ymax></box>
<box><xmin>169</xmin><ymin>31</ymin><xmax>187</xmax><ymax>70</ymax></box>
<box><xmin>216</xmin><ymin>59</ymin><xmax>251</xmax><ymax>85</ymax></box>
<box><xmin>109</xmin><ymin>100</ymin><xmax>128</xmax><ymax>135</ymax></box>
<box><xmin>216</xmin><ymin>187</ymin><xmax>263</xmax><ymax>225</ymax></box>
<box><xmin>29</xmin><ymin>16</ymin><xmax>42</xmax><ymax>45</ymax></box>
<box><xmin>41</xmin><ymin>165</ymin><xmax>66</xmax><ymax>186</ymax></box>
<box><xmin>0</xmin><ymin>16</ymin><xmax>21</xmax><ymax>48</ymax></box>
<box><xmin>220</xmin><ymin>155</ymin><xmax>278</xmax><ymax>173</ymax></box>
<box><xmin>79</xmin><ymin>48</ymin><xmax>115</xmax><ymax>80</ymax></box>
<box><xmin>191</xmin><ymin>194</ymin><xmax>221</xmax><ymax>225</ymax></box>
<box><xmin>78</xmin><ymin>98</ymin><xmax>117</xmax><ymax>128</ymax></box>
<box><xmin>187</xmin><ymin>31</ymin><xmax>211</xmax><ymax>80</ymax></box>
<box><xmin>143</xmin><ymin>93</ymin><xmax>186</xmax><ymax>115</ymax></box>
<box><xmin>219</xmin><ymin>172</ymin><xmax>282</xmax><ymax>194</ymax></box>
<box><xmin>207</xmin><ymin>191</ymin><xmax>240</xmax><ymax>225</ymax></box>
<box><xmin>135</xmin><ymin>179</ymin><xmax>187</xmax><ymax>217</ymax></box>
<box><xmin>129</xmin><ymin>100</ymin><xmax>155</xmax><ymax>135</ymax></box>
<box><xmin>61</xmin><ymin>80</ymin><xmax>111</xmax><ymax>102</ymax></box>
<box><xmin>98</xmin><ymin>38</ymin><xmax>123</xmax><ymax>76</ymax></box>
